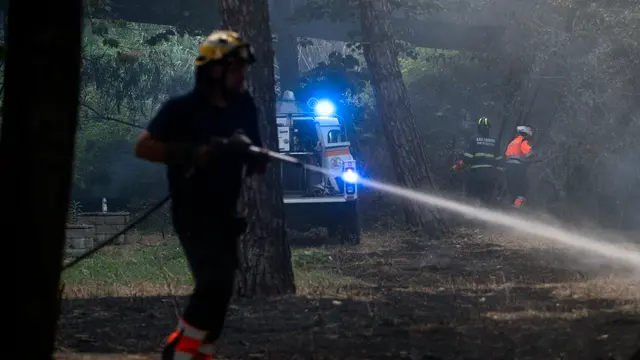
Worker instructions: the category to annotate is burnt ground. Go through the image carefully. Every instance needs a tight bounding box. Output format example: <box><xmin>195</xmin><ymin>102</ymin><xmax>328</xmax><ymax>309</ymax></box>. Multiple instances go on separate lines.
<box><xmin>56</xmin><ymin>229</ymin><xmax>640</xmax><ymax>360</ymax></box>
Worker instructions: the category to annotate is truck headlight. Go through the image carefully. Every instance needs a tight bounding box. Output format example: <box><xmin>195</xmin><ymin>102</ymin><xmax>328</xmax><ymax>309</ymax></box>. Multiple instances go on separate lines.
<box><xmin>342</xmin><ymin>168</ymin><xmax>358</xmax><ymax>184</ymax></box>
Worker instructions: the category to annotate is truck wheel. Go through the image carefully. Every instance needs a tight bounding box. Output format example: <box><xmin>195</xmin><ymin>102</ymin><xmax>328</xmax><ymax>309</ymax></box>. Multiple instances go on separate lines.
<box><xmin>339</xmin><ymin>201</ymin><xmax>361</xmax><ymax>245</ymax></box>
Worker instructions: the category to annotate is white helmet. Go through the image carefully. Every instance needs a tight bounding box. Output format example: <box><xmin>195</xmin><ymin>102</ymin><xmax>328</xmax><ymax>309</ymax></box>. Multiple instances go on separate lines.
<box><xmin>516</xmin><ymin>125</ymin><xmax>533</xmax><ymax>137</ymax></box>
<box><xmin>282</xmin><ymin>90</ymin><xmax>295</xmax><ymax>101</ymax></box>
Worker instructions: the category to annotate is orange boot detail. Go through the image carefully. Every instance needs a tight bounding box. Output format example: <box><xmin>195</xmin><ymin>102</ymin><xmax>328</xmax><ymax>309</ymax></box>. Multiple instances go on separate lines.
<box><xmin>512</xmin><ymin>196</ymin><xmax>526</xmax><ymax>209</ymax></box>
<box><xmin>162</xmin><ymin>319</ymin><xmax>208</xmax><ymax>360</ymax></box>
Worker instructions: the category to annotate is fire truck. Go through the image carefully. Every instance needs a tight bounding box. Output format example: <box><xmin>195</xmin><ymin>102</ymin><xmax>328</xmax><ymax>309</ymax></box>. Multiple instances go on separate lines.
<box><xmin>276</xmin><ymin>90</ymin><xmax>360</xmax><ymax>245</ymax></box>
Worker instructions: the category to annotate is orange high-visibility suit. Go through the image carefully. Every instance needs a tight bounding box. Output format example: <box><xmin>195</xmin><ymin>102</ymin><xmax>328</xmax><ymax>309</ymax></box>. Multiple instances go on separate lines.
<box><xmin>504</xmin><ymin>135</ymin><xmax>533</xmax><ymax>208</ymax></box>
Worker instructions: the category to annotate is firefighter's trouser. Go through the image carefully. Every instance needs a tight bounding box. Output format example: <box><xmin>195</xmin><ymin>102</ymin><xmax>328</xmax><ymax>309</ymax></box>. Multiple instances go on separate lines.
<box><xmin>465</xmin><ymin>167</ymin><xmax>498</xmax><ymax>205</ymax></box>
<box><xmin>164</xmin><ymin>216</ymin><xmax>246</xmax><ymax>358</ymax></box>
<box><xmin>504</xmin><ymin>163</ymin><xmax>528</xmax><ymax>206</ymax></box>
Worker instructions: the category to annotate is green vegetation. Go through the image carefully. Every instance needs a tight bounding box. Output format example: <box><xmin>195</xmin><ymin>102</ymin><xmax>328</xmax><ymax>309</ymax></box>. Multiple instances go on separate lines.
<box><xmin>399</xmin><ymin>48</ymin><xmax>458</xmax><ymax>85</ymax></box>
<box><xmin>62</xmin><ymin>239</ymin><xmax>359</xmax><ymax>297</ymax></box>
<box><xmin>62</xmin><ymin>241</ymin><xmax>190</xmax><ymax>287</ymax></box>
<box><xmin>73</xmin><ymin>22</ymin><xmax>199</xmax><ymax>206</ymax></box>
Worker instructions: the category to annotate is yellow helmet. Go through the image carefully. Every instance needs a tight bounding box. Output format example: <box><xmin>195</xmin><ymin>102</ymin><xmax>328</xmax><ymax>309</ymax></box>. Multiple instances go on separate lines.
<box><xmin>194</xmin><ymin>30</ymin><xmax>256</xmax><ymax>67</ymax></box>
<box><xmin>477</xmin><ymin>116</ymin><xmax>490</xmax><ymax>128</ymax></box>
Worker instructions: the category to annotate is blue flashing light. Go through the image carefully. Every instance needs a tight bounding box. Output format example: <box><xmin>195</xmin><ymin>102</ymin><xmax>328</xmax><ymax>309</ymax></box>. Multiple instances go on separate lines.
<box><xmin>314</xmin><ymin>99</ymin><xmax>336</xmax><ymax>116</ymax></box>
<box><xmin>342</xmin><ymin>168</ymin><xmax>358</xmax><ymax>184</ymax></box>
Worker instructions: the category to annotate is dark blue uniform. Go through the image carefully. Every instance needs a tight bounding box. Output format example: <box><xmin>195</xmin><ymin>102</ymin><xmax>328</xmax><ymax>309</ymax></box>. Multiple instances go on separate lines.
<box><xmin>147</xmin><ymin>89</ymin><xmax>261</xmax><ymax>343</ymax></box>
<box><xmin>462</xmin><ymin>135</ymin><xmax>501</xmax><ymax>204</ymax></box>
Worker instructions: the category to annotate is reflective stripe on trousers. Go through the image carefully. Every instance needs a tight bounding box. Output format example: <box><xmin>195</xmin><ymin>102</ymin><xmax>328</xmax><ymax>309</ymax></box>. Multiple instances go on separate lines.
<box><xmin>168</xmin><ymin>318</ymin><xmax>209</xmax><ymax>360</ymax></box>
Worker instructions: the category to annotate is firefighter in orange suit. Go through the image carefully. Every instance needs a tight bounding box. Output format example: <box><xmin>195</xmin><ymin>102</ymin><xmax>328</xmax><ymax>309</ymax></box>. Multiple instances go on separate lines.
<box><xmin>504</xmin><ymin>125</ymin><xmax>535</xmax><ymax>208</ymax></box>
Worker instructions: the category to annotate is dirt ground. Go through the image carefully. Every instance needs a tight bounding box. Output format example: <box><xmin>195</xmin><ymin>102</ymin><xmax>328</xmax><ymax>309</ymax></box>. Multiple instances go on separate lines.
<box><xmin>56</xmin><ymin>228</ymin><xmax>640</xmax><ymax>360</ymax></box>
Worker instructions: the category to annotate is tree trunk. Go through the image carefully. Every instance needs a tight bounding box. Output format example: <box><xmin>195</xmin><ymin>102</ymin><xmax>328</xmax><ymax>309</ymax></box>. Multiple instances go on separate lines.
<box><xmin>1</xmin><ymin>1</ymin><xmax>83</xmax><ymax>357</ymax></box>
<box><xmin>219</xmin><ymin>0</ymin><xmax>295</xmax><ymax>297</ymax></box>
<box><xmin>359</xmin><ymin>0</ymin><xmax>445</xmax><ymax>237</ymax></box>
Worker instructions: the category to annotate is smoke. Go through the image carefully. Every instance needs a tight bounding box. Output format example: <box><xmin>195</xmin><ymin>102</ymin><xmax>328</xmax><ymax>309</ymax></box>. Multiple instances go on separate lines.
<box><xmin>103</xmin><ymin>150</ymin><xmax>161</xmax><ymax>198</ymax></box>
<box><xmin>79</xmin><ymin>144</ymin><xmax>166</xmax><ymax>211</ymax></box>
<box><xmin>359</xmin><ymin>176</ymin><xmax>640</xmax><ymax>270</ymax></box>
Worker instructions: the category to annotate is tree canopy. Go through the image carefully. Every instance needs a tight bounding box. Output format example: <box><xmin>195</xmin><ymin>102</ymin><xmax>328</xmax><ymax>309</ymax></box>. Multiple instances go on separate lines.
<box><xmin>7</xmin><ymin>0</ymin><xmax>635</xmax><ymax>229</ymax></box>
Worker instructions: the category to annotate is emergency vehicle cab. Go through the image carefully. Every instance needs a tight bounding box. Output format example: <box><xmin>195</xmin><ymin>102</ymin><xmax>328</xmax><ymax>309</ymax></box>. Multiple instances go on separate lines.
<box><xmin>277</xmin><ymin>90</ymin><xmax>360</xmax><ymax>245</ymax></box>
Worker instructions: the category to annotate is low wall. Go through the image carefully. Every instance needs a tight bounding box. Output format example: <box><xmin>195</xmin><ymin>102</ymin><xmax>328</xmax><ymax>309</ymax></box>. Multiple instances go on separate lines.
<box><xmin>77</xmin><ymin>212</ymin><xmax>131</xmax><ymax>245</ymax></box>
<box><xmin>64</xmin><ymin>212</ymin><xmax>132</xmax><ymax>257</ymax></box>
<box><xmin>65</xmin><ymin>224</ymin><xmax>96</xmax><ymax>257</ymax></box>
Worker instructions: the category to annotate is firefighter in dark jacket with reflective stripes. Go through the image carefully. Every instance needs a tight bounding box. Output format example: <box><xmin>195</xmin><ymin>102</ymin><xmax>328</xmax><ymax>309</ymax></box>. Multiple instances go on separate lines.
<box><xmin>453</xmin><ymin>117</ymin><xmax>502</xmax><ymax>204</ymax></box>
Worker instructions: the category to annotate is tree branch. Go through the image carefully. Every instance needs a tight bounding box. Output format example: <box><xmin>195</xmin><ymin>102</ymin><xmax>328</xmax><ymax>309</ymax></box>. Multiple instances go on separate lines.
<box><xmin>80</xmin><ymin>102</ymin><xmax>143</xmax><ymax>129</ymax></box>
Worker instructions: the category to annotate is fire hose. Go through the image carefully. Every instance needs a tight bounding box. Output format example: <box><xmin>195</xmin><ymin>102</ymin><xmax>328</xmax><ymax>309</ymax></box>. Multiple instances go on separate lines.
<box><xmin>63</xmin><ymin>145</ymin><xmax>310</xmax><ymax>271</ymax></box>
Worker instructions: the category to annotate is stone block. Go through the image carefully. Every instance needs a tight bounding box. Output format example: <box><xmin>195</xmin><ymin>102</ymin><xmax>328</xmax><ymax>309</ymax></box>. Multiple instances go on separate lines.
<box><xmin>104</xmin><ymin>215</ymin><xmax>127</xmax><ymax>225</ymax></box>
<box><xmin>66</xmin><ymin>228</ymin><xmax>84</xmax><ymax>239</ymax></box>
<box><xmin>95</xmin><ymin>224</ymin><xmax>117</xmax><ymax>234</ymax></box>
<box><xmin>77</xmin><ymin>215</ymin><xmax>100</xmax><ymax>225</ymax></box>
<box><xmin>93</xmin><ymin>233</ymin><xmax>127</xmax><ymax>245</ymax></box>
<box><xmin>66</xmin><ymin>225</ymin><xmax>95</xmax><ymax>251</ymax></box>
<box><xmin>66</xmin><ymin>223</ymin><xmax>93</xmax><ymax>233</ymax></box>
<box><xmin>68</xmin><ymin>237</ymin><xmax>87</xmax><ymax>249</ymax></box>
<box><xmin>66</xmin><ymin>249</ymin><xmax>87</xmax><ymax>258</ymax></box>
<box><xmin>96</xmin><ymin>233</ymin><xmax>109</xmax><ymax>242</ymax></box>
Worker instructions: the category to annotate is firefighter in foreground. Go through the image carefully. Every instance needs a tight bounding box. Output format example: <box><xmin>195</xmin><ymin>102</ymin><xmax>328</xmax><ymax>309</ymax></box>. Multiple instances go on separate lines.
<box><xmin>134</xmin><ymin>30</ymin><xmax>270</xmax><ymax>360</ymax></box>
<box><xmin>453</xmin><ymin>117</ymin><xmax>502</xmax><ymax>204</ymax></box>
<box><xmin>504</xmin><ymin>125</ymin><xmax>535</xmax><ymax>208</ymax></box>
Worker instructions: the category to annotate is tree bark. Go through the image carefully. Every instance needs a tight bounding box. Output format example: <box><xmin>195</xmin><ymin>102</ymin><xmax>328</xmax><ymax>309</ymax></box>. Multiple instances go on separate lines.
<box><xmin>359</xmin><ymin>0</ymin><xmax>445</xmax><ymax>237</ymax></box>
<box><xmin>219</xmin><ymin>0</ymin><xmax>295</xmax><ymax>297</ymax></box>
<box><xmin>1</xmin><ymin>1</ymin><xmax>83</xmax><ymax>357</ymax></box>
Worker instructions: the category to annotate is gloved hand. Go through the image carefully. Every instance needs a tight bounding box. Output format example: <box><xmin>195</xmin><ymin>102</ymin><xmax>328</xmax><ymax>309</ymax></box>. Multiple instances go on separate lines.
<box><xmin>211</xmin><ymin>132</ymin><xmax>253</xmax><ymax>155</ymax></box>
<box><xmin>452</xmin><ymin>160</ymin><xmax>465</xmax><ymax>172</ymax></box>
<box><xmin>210</xmin><ymin>132</ymin><xmax>270</xmax><ymax>175</ymax></box>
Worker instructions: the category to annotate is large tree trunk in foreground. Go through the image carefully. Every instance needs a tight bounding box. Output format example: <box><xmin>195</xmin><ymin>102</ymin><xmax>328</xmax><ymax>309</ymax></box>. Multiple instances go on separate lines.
<box><xmin>219</xmin><ymin>0</ymin><xmax>295</xmax><ymax>297</ymax></box>
<box><xmin>359</xmin><ymin>0</ymin><xmax>445</xmax><ymax>237</ymax></box>
<box><xmin>1</xmin><ymin>1</ymin><xmax>83</xmax><ymax>357</ymax></box>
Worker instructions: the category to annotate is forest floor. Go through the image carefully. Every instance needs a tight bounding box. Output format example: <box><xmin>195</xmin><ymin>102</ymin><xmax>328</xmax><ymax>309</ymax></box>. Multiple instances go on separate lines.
<box><xmin>56</xmin><ymin>227</ymin><xmax>640</xmax><ymax>360</ymax></box>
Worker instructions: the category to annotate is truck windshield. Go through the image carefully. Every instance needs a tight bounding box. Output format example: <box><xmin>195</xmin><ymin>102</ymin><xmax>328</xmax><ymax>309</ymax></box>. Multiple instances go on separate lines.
<box><xmin>327</xmin><ymin>129</ymin><xmax>344</xmax><ymax>143</ymax></box>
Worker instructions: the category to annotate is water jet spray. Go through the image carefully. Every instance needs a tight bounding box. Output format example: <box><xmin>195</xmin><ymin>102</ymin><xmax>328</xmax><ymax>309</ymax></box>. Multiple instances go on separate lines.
<box><xmin>247</xmin><ymin>146</ymin><xmax>640</xmax><ymax>271</ymax></box>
